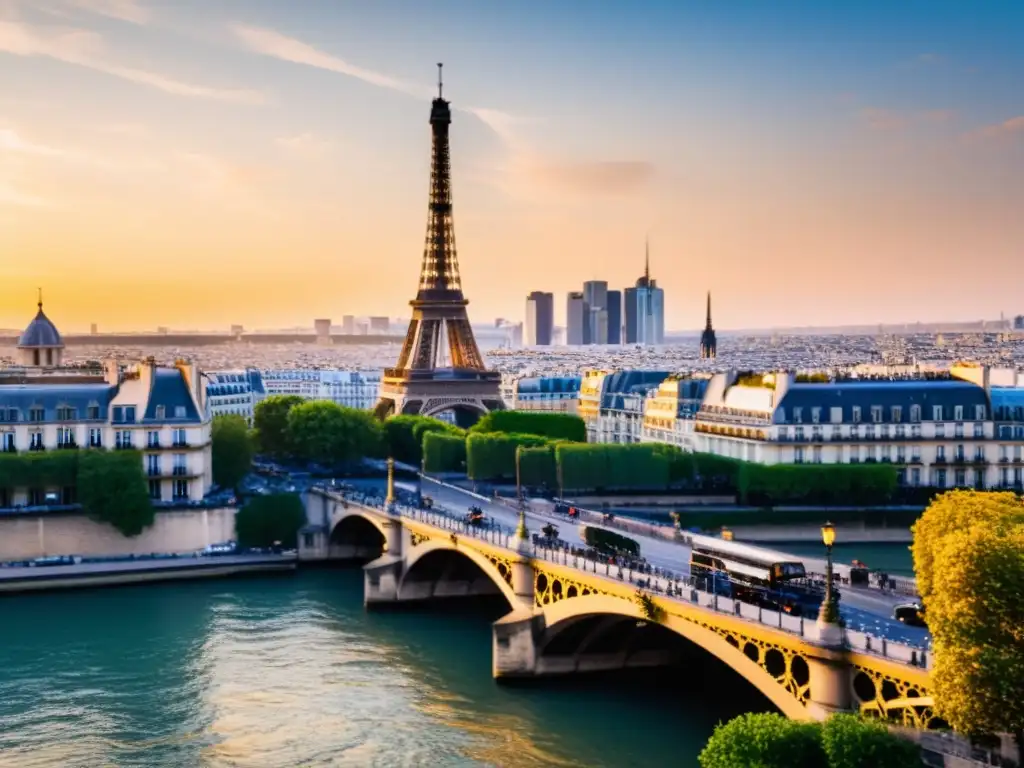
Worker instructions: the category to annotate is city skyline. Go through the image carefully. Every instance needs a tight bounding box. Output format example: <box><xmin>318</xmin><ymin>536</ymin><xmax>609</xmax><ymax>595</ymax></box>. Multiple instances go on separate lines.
<box><xmin>2</xmin><ymin>0</ymin><xmax>1023</xmax><ymax>332</ymax></box>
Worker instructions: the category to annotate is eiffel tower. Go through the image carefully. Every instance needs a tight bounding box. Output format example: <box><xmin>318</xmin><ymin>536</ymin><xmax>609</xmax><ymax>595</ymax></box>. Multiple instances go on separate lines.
<box><xmin>373</xmin><ymin>64</ymin><xmax>503</xmax><ymax>427</ymax></box>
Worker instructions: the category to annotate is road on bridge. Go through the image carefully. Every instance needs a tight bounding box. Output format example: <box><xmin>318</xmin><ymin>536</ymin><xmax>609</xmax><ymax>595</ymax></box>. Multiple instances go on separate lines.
<box><xmin>408</xmin><ymin>478</ymin><xmax>931</xmax><ymax>649</ymax></box>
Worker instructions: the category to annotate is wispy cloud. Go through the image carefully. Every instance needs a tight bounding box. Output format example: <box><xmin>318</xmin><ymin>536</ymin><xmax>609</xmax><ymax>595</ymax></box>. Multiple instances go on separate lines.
<box><xmin>965</xmin><ymin>115</ymin><xmax>1024</xmax><ymax>143</ymax></box>
<box><xmin>0</xmin><ymin>20</ymin><xmax>265</xmax><ymax>104</ymax></box>
<box><xmin>232</xmin><ymin>25</ymin><xmax>424</xmax><ymax>98</ymax></box>
<box><xmin>858</xmin><ymin>107</ymin><xmax>954</xmax><ymax>132</ymax></box>
<box><xmin>0</xmin><ymin>122</ymin><xmax>155</xmax><ymax>170</ymax></box>
<box><xmin>65</xmin><ymin>0</ymin><xmax>149</xmax><ymax>25</ymax></box>
<box><xmin>275</xmin><ymin>132</ymin><xmax>336</xmax><ymax>159</ymax></box>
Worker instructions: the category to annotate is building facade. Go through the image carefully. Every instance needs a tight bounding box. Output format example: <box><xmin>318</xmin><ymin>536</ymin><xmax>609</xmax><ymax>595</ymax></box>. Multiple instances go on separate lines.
<box><xmin>525</xmin><ymin>291</ymin><xmax>554</xmax><ymax>346</ymax></box>
<box><xmin>641</xmin><ymin>374</ymin><xmax>711</xmax><ymax>448</ymax></box>
<box><xmin>0</xmin><ymin>303</ymin><xmax>212</xmax><ymax>507</ymax></box>
<box><xmin>623</xmin><ymin>246</ymin><xmax>665</xmax><ymax>345</ymax></box>
<box><xmin>205</xmin><ymin>369</ymin><xmax>266</xmax><ymax>425</ymax></box>
<box><xmin>508</xmin><ymin>376</ymin><xmax>582</xmax><ymax>413</ymax></box>
<box><xmin>607</xmin><ymin>290</ymin><xmax>622</xmax><ymax>345</ymax></box>
<box><xmin>579</xmin><ymin>369</ymin><xmax>670</xmax><ymax>444</ymax></box>
<box><xmin>566</xmin><ymin>292</ymin><xmax>587</xmax><ymax>346</ymax></box>
<box><xmin>261</xmin><ymin>369</ymin><xmax>382</xmax><ymax>410</ymax></box>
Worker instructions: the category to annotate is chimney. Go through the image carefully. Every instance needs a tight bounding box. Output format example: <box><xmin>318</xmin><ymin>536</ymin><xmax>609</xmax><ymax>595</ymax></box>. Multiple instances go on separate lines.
<box><xmin>103</xmin><ymin>357</ymin><xmax>121</xmax><ymax>386</ymax></box>
<box><xmin>175</xmin><ymin>359</ymin><xmax>204</xmax><ymax>413</ymax></box>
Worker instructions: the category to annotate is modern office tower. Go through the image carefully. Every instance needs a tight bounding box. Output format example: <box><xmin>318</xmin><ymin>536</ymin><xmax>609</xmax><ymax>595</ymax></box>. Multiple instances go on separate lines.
<box><xmin>525</xmin><ymin>291</ymin><xmax>554</xmax><ymax>345</ymax></box>
<box><xmin>314</xmin><ymin>318</ymin><xmax>331</xmax><ymax>345</ymax></box>
<box><xmin>341</xmin><ymin>315</ymin><xmax>356</xmax><ymax>334</ymax></box>
<box><xmin>606</xmin><ymin>290</ymin><xmax>622</xmax><ymax>344</ymax></box>
<box><xmin>368</xmin><ymin>316</ymin><xmax>390</xmax><ymax>334</ymax></box>
<box><xmin>566</xmin><ymin>291</ymin><xmax>587</xmax><ymax>345</ymax></box>
<box><xmin>624</xmin><ymin>240</ymin><xmax>665</xmax><ymax>345</ymax></box>
<box><xmin>583</xmin><ymin>280</ymin><xmax>609</xmax><ymax>344</ymax></box>
<box><xmin>700</xmin><ymin>292</ymin><xmax>717</xmax><ymax>359</ymax></box>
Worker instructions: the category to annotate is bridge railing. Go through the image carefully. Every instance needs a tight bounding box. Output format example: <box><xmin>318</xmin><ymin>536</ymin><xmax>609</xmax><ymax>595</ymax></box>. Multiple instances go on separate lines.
<box><xmin>318</xmin><ymin>487</ymin><xmax>931</xmax><ymax>670</ymax></box>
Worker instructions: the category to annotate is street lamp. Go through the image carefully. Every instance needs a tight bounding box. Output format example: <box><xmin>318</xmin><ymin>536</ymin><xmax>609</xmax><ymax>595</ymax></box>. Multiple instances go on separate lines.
<box><xmin>514</xmin><ymin>445</ymin><xmax>528</xmax><ymax>542</ymax></box>
<box><xmin>818</xmin><ymin>521</ymin><xmax>839</xmax><ymax>624</ymax></box>
<box><xmin>384</xmin><ymin>457</ymin><xmax>396</xmax><ymax>512</ymax></box>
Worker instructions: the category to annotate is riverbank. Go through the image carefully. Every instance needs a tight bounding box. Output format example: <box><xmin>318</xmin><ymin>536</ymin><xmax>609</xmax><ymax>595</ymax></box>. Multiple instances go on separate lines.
<box><xmin>0</xmin><ymin>553</ymin><xmax>297</xmax><ymax>594</ymax></box>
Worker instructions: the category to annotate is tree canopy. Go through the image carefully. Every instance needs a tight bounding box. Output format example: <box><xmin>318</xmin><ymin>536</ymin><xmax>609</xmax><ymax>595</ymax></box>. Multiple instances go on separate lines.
<box><xmin>211</xmin><ymin>414</ymin><xmax>253</xmax><ymax>490</ymax></box>
<box><xmin>698</xmin><ymin>713</ymin><xmax>919</xmax><ymax>768</ymax></box>
<box><xmin>77</xmin><ymin>449</ymin><xmax>154</xmax><ymax>536</ymax></box>
<box><xmin>252</xmin><ymin>395</ymin><xmax>304</xmax><ymax>459</ymax></box>
<box><xmin>470</xmin><ymin>410</ymin><xmax>586</xmax><ymax>442</ymax></box>
<box><xmin>286</xmin><ymin>401</ymin><xmax>384</xmax><ymax>465</ymax></box>
<box><xmin>235</xmin><ymin>493</ymin><xmax>306</xmax><ymax>549</ymax></box>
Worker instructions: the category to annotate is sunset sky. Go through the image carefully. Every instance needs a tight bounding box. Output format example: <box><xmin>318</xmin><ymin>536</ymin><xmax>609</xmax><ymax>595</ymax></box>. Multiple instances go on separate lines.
<box><xmin>1</xmin><ymin>0</ymin><xmax>1022</xmax><ymax>333</ymax></box>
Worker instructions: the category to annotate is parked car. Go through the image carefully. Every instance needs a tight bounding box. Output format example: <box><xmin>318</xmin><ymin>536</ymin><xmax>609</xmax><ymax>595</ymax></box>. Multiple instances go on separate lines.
<box><xmin>893</xmin><ymin>602</ymin><xmax>927</xmax><ymax>627</ymax></box>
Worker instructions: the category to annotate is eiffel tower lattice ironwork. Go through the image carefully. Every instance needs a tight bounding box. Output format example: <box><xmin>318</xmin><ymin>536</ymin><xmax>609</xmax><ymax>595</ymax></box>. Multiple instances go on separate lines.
<box><xmin>373</xmin><ymin>64</ymin><xmax>503</xmax><ymax>427</ymax></box>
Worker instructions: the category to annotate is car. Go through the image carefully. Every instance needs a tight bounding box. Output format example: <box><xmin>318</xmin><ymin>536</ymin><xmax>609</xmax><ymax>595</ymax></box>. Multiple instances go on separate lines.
<box><xmin>893</xmin><ymin>602</ymin><xmax>927</xmax><ymax>627</ymax></box>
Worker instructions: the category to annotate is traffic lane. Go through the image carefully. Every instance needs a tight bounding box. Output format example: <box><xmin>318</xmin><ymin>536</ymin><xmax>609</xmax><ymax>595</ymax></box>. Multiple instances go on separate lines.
<box><xmin>418</xmin><ymin>483</ymin><xmax>931</xmax><ymax>646</ymax></box>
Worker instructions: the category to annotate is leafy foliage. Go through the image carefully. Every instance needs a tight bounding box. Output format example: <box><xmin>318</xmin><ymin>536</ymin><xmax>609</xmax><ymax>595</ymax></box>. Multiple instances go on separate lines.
<box><xmin>820</xmin><ymin>714</ymin><xmax>921</xmax><ymax>768</ymax></box>
<box><xmin>77</xmin><ymin>449</ymin><xmax>154</xmax><ymax>536</ymax></box>
<box><xmin>911</xmin><ymin>490</ymin><xmax>1024</xmax><ymax>599</ymax></box>
<box><xmin>471</xmin><ymin>410</ymin><xmax>586</xmax><ymax>442</ymax></box>
<box><xmin>235</xmin><ymin>493</ymin><xmax>306</xmax><ymax>549</ymax></box>
<box><xmin>0</xmin><ymin>451</ymin><xmax>79</xmax><ymax>490</ymax></box>
<box><xmin>925</xmin><ymin>512</ymin><xmax>1024</xmax><ymax>742</ymax></box>
<box><xmin>211</xmin><ymin>414</ymin><xmax>253</xmax><ymax>490</ymax></box>
<box><xmin>698</xmin><ymin>712</ymin><xmax>825</xmax><ymax>768</ymax></box>
<box><xmin>465</xmin><ymin>432</ymin><xmax>550</xmax><ymax>481</ymax></box>
<box><xmin>554</xmin><ymin>443</ymin><xmax>671</xmax><ymax>491</ymax></box>
<box><xmin>383</xmin><ymin>414</ymin><xmax>460</xmax><ymax>466</ymax></box>
<box><xmin>739</xmin><ymin>464</ymin><xmax>898</xmax><ymax>506</ymax></box>
<box><xmin>518</xmin><ymin>444</ymin><xmax>557</xmax><ymax>489</ymax></box>
<box><xmin>286</xmin><ymin>401</ymin><xmax>384</xmax><ymax>465</ymax></box>
<box><xmin>252</xmin><ymin>395</ymin><xmax>304</xmax><ymax>458</ymax></box>
<box><xmin>422</xmin><ymin>431</ymin><xmax>467</xmax><ymax>473</ymax></box>
<box><xmin>634</xmin><ymin>589</ymin><xmax>665</xmax><ymax>623</ymax></box>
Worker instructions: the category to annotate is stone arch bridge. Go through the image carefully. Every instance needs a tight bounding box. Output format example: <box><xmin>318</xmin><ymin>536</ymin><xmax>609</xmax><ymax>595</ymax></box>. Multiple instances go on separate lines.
<box><xmin>302</xmin><ymin>488</ymin><xmax>937</xmax><ymax>730</ymax></box>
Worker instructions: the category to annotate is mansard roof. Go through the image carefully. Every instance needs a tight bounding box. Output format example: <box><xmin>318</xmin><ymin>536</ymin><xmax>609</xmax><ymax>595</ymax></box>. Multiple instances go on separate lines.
<box><xmin>143</xmin><ymin>368</ymin><xmax>201</xmax><ymax>423</ymax></box>
<box><xmin>0</xmin><ymin>382</ymin><xmax>116</xmax><ymax>421</ymax></box>
<box><xmin>774</xmin><ymin>379</ymin><xmax>988</xmax><ymax>424</ymax></box>
<box><xmin>517</xmin><ymin>376</ymin><xmax>581</xmax><ymax>395</ymax></box>
<box><xmin>601</xmin><ymin>370</ymin><xmax>670</xmax><ymax>410</ymax></box>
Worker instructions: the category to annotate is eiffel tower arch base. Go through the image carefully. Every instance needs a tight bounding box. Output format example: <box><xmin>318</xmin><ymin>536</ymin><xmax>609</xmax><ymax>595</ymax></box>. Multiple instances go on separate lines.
<box><xmin>374</xmin><ymin>384</ymin><xmax>505</xmax><ymax>429</ymax></box>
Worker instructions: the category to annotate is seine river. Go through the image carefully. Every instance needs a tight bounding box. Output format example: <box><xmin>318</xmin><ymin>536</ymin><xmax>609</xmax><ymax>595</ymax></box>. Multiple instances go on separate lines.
<box><xmin>0</xmin><ymin>569</ymin><xmax>772</xmax><ymax>768</ymax></box>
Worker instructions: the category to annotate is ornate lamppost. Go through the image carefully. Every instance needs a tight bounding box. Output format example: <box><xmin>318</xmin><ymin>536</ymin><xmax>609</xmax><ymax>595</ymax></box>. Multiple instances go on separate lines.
<box><xmin>818</xmin><ymin>521</ymin><xmax>839</xmax><ymax>625</ymax></box>
<box><xmin>514</xmin><ymin>445</ymin><xmax>528</xmax><ymax>543</ymax></box>
<box><xmin>385</xmin><ymin>457</ymin><xmax>396</xmax><ymax>513</ymax></box>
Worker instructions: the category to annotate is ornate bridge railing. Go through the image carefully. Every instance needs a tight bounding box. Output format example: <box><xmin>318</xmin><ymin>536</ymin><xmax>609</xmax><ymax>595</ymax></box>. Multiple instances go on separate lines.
<box><xmin>320</xmin><ymin>486</ymin><xmax>931</xmax><ymax>671</ymax></box>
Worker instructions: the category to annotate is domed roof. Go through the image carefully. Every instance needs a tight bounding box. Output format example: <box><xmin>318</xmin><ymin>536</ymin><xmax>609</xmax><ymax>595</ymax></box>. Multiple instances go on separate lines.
<box><xmin>18</xmin><ymin>301</ymin><xmax>64</xmax><ymax>349</ymax></box>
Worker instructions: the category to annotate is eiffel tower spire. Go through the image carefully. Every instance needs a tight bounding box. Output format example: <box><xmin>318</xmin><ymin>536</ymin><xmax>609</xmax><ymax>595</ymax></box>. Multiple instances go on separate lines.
<box><xmin>374</xmin><ymin>66</ymin><xmax>502</xmax><ymax>425</ymax></box>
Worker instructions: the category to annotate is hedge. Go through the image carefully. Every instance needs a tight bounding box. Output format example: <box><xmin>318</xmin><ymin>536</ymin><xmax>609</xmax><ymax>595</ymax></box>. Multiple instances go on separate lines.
<box><xmin>235</xmin><ymin>493</ymin><xmax>306</xmax><ymax>549</ymax></box>
<box><xmin>422</xmin><ymin>431</ymin><xmax>467</xmax><ymax>473</ymax></box>
<box><xmin>738</xmin><ymin>463</ymin><xmax>898</xmax><ymax>506</ymax></box>
<box><xmin>518</xmin><ymin>444</ymin><xmax>557</xmax><ymax>489</ymax></box>
<box><xmin>384</xmin><ymin>414</ymin><xmax>462</xmax><ymax>466</ymax></box>
<box><xmin>471</xmin><ymin>411</ymin><xmax>586</xmax><ymax>442</ymax></box>
<box><xmin>466</xmin><ymin>432</ymin><xmax>551</xmax><ymax>481</ymax></box>
<box><xmin>555</xmin><ymin>443</ymin><xmax>671</xmax><ymax>492</ymax></box>
<box><xmin>581</xmin><ymin>526</ymin><xmax>640</xmax><ymax>557</ymax></box>
<box><xmin>0</xmin><ymin>451</ymin><xmax>79</xmax><ymax>489</ymax></box>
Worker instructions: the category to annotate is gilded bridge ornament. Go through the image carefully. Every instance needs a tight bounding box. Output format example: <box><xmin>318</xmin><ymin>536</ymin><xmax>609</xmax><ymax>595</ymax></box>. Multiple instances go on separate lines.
<box><xmin>533</xmin><ymin>568</ymin><xmax>611</xmax><ymax>606</ymax></box>
<box><xmin>851</xmin><ymin>663</ymin><xmax>937</xmax><ymax>729</ymax></box>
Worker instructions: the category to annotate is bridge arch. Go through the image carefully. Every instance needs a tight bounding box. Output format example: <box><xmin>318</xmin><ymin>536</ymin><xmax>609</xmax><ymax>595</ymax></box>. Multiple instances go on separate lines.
<box><xmin>328</xmin><ymin>508</ymin><xmax>387</xmax><ymax>559</ymax></box>
<box><xmin>398</xmin><ymin>540</ymin><xmax>519</xmax><ymax>607</ymax></box>
<box><xmin>537</xmin><ymin>594</ymin><xmax>812</xmax><ymax>721</ymax></box>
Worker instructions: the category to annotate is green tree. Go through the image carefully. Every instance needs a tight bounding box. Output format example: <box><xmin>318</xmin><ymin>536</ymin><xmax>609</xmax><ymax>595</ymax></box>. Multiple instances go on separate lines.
<box><xmin>820</xmin><ymin>714</ymin><xmax>921</xmax><ymax>768</ymax></box>
<box><xmin>252</xmin><ymin>395</ymin><xmax>304</xmax><ymax>459</ymax></box>
<box><xmin>286</xmin><ymin>401</ymin><xmax>384</xmax><ymax>465</ymax></box>
<box><xmin>698</xmin><ymin>712</ymin><xmax>825</xmax><ymax>768</ymax></box>
<box><xmin>927</xmin><ymin>521</ymin><xmax>1024</xmax><ymax>758</ymax></box>
<box><xmin>211</xmin><ymin>414</ymin><xmax>253</xmax><ymax>490</ymax></box>
<box><xmin>77</xmin><ymin>450</ymin><xmax>154</xmax><ymax>536</ymax></box>
<box><xmin>911</xmin><ymin>490</ymin><xmax>1023</xmax><ymax>599</ymax></box>
<box><xmin>235</xmin><ymin>493</ymin><xmax>306</xmax><ymax>548</ymax></box>
<box><xmin>384</xmin><ymin>414</ymin><xmax>461</xmax><ymax>466</ymax></box>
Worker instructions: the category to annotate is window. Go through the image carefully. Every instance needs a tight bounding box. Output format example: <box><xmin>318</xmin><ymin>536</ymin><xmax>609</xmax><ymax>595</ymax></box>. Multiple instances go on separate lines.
<box><xmin>871</xmin><ymin>405</ymin><xmax>882</xmax><ymax>423</ymax></box>
<box><xmin>147</xmin><ymin>454</ymin><xmax>161</xmax><ymax>476</ymax></box>
<box><xmin>87</xmin><ymin>405</ymin><xmax>100</xmax><ymax>420</ymax></box>
<box><xmin>813</xmin><ymin>446</ymin><xmax>822</xmax><ymax>463</ymax></box>
<box><xmin>910</xmin><ymin>405</ymin><xmax>921</xmax><ymax>423</ymax></box>
<box><xmin>147</xmin><ymin>431</ymin><xmax>160</xmax><ymax>448</ymax></box>
<box><xmin>891</xmin><ymin>406</ymin><xmax>902</xmax><ymax>423</ymax></box>
<box><xmin>1</xmin><ymin>433</ymin><xmax>14</xmax><ymax>452</ymax></box>
<box><xmin>896</xmin><ymin>446</ymin><xmax>906</xmax><ymax>462</ymax></box>
<box><xmin>155</xmin><ymin>405</ymin><xmax>165</xmax><ymax>420</ymax></box>
<box><xmin>975</xmin><ymin>405</ymin><xmax>986</xmax><ymax>421</ymax></box>
<box><xmin>793</xmin><ymin>407</ymin><xmax>803</xmax><ymax>424</ymax></box>
<box><xmin>955</xmin><ymin>423</ymin><xmax>964</xmax><ymax>439</ymax></box>
<box><xmin>115</xmin><ymin>430</ymin><xmax>133</xmax><ymax>449</ymax></box>
<box><xmin>112</xmin><ymin>406</ymin><xmax>123</xmax><ymax>423</ymax></box>
<box><xmin>173</xmin><ymin>479</ymin><xmax>190</xmax><ymax>500</ymax></box>
<box><xmin>829</xmin><ymin>406</ymin><xmax>842</xmax><ymax>424</ymax></box>
<box><xmin>794</xmin><ymin>446</ymin><xmax>805</xmax><ymax>463</ymax></box>
<box><xmin>811</xmin><ymin>407</ymin><xmax>821</xmax><ymax>424</ymax></box>
<box><xmin>935</xmin><ymin>423</ymin><xmax>945</xmax><ymax>438</ymax></box>
<box><xmin>173</xmin><ymin>428</ymin><xmax>187</xmax><ymax>447</ymax></box>
<box><xmin>955</xmin><ymin>444</ymin><xmax>965</xmax><ymax>462</ymax></box>
<box><xmin>303</xmin><ymin>533</ymin><xmax>315</xmax><ymax>549</ymax></box>
<box><xmin>975</xmin><ymin>446</ymin><xmax>985</xmax><ymax>461</ymax></box>
<box><xmin>173</xmin><ymin>454</ymin><xmax>187</xmax><ymax>475</ymax></box>
<box><xmin>851</xmin><ymin>406</ymin><xmax>861</xmax><ymax>423</ymax></box>
<box><xmin>911</xmin><ymin>425</ymin><xmax>921</xmax><ymax>439</ymax></box>
<box><xmin>954</xmin><ymin>405</ymin><xmax>964</xmax><ymax>421</ymax></box>
<box><xmin>936</xmin><ymin>446</ymin><xmax>946</xmax><ymax>461</ymax></box>
<box><xmin>911</xmin><ymin>467</ymin><xmax>921</xmax><ymax>486</ymax></box>
<box><xmin>955</xmin><ymin>469</ymin><xmax>966</xmax><ymax>487</ymax></box>
<box><xmin>29</xmin><ymin>431</ymin><xmax>43</xmax><ymax>450</ymax></box>
<box><xmin>933</xmin><ymin>405</ymin><xmax>944</xmax><ymax>421</ymax></box>
<box><xmin>935</xmin><ymin>469</ymin><xmax>947</xmax><ymax>488</ymax></box>
<box><xmin>56</xmin><ymin>427</ymin><xmax>74</xmax><ymax>447</ymax></box>
<box><xmin>29</xmin><ymin>406</ymin><xmax>45</xmax><ymax>422</ymax></box>
<box><xmin>974</xmin><ymin>423</ymin><xmax>984</xmax><ymax>438</ymax></box>
<box><xmin>896</xmin><ymin>424</ymin><xmax>905</xmax><ymax>438</ymax></box>
<box><xmin>56</xmin><ymin>406</ymin><xmax>76</xmax><ymax>421</ymax></box>
<box><xmin>174</xmin><ymin>406</ymin><xmax>186</xmax><ymax>418</ymax></box>
<box><xmin>125</xmin><ymin>406</ymin><xmax>136</xmax><ymax>423</ymax></box>
<box><xmin>89</xmin><ymin>428</ymin><xmax>102</xmax><ymax>448</ymax></box>
<box><xmin>148</xmin><ymin>480</ymin><xmax>162</xmax><ymax>500</ymax></box>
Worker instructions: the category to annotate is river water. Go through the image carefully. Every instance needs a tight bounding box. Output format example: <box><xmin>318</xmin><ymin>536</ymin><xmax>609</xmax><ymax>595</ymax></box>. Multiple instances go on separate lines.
<box><xmin>0</xmin><ymin>569</ymin><xmax>773</xmax><ymax>768</ymax></box>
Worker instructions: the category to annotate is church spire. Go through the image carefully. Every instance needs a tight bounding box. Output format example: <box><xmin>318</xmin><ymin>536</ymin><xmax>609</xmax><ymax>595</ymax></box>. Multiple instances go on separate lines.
<box><xmin>37</xmin><ymin>286</ymin><xmax>43</xmax><ymax>311</ymax></box>
<box><xmin>644</xmin><ymin>236</ymin><xmax>650</xmax><ymax>284</ymax></box>
<box><xmin>705</xmin><ymin>291</ymin><xmax>712</xmax><ymax>329</ymax></box>
<box><xmin>700</xmin><ymin>290</ymin><xmax>717</xmax><ymax>360</ymax></box>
